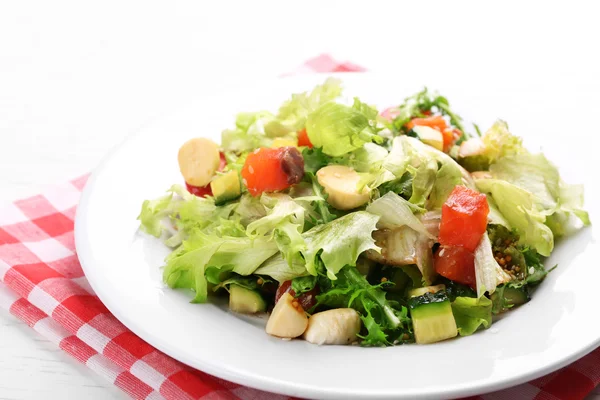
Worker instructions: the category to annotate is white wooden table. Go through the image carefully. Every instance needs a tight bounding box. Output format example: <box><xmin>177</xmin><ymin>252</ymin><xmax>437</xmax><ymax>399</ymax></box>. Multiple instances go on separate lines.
<box><xmin>1</xmin><ymin>1</ymin><xmax>599</xmax><ymax>398</ymax></box>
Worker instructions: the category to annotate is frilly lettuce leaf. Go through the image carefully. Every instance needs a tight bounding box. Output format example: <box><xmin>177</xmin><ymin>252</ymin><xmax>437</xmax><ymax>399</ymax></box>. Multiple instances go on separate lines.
<box><xmin>476</xmin><ymin>179</ymin><xmax>554</xmax><ymax>256</ymax></box>
<box><xmin>489</xmin><ymin>152</ymin><xmax>590</xmax><ymax>231</ymax></box>
<box><xmin>245</xmin><ymin>193</ymin><xmax>307</xmax><ymax>264</ymax></box>
<box><xmin>301</xmin><ymin>211</ymin><xmax>380</xmax><ymax>279</ymax></box>
<box><xmin>265</xmin><ymin>77</ymin><xmax>343</xmax><ymax>136</ymax></box>
<box><xmin>332</xmin><ymin>143</ymin><xmax>395</xmax><ymax>190</ymax></box>
<box><xmin>137</xmin><ymin>184</ymin><xmax>222</xmax><ymax>241</ymax></box>
<box><xmin>409</xmin><ymin>158</ymin><xmax>438</xmax><ymax>207</ymax></box>
<box><xmin>306</xmin><ymin>98</ymin><xmax>383</xmax><ymax>157</ymax></box>
<box><xmin>138</xmin><ymin>192</ymin><xmax>175</xmax><ymax>237</ymax></box>
<box><xmin>254</xmin><ymin>253</ymin><xmax>308</xmax><ymax>283</ymax></box>
<box><xmin>234</xmin><ymin>194</ymin><xmax>266</xmax><ymax>226</ymax></box>
<box><xmin>383</xmin><ymin>136</ymin><xmax>474</xmax><ymax>201</ymax></box>
<box><xmin>164</xmin><ymin>232</ymin><xmax>278</xmax><ymax>303</ymax></box>
<box><xmin>427</xmin><ymin>160</ymin><xmax>462</xmax><ymax>209</ymax></box>
<box><xmin>366</xmin><ymin>192</ymin><xmax>433</xmax><ymax>239</ymax></box>
<box><xmin>481</xmin><ymin>120</ymin><xmax>525</xmax><ymax>162</ymax></box>
<box><xmin>221</xmin><ymin>111</ymin><xmax>276</xmax><ymax>152</ymax></box>
<box><xmin>315</xmin><ymin>266</ymin><xmax>411</xmax><ymax>346</ymax></box>
<box><xmin>246</xmin><ymin>193</ymin><xmax>305</xmax><ymax>237</ymax></box>
<box><xmin>451</xmin><ymin>296</ymin><xmax>493</xmax><ymax>336</ymax></box>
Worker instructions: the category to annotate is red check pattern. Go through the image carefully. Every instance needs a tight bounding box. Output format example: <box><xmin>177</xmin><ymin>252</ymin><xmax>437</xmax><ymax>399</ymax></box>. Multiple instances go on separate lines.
<box><xmin>0</xmin><ymin>54</ymin><xmax>599</xmax><ymax>400</ymax></box>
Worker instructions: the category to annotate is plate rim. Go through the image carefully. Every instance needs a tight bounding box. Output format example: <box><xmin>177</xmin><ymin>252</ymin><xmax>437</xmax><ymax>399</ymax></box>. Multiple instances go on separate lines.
<box><xmin>75</xmin><ymin>72</ymin><xmax>600</xmax><ymax>399</ymax></box>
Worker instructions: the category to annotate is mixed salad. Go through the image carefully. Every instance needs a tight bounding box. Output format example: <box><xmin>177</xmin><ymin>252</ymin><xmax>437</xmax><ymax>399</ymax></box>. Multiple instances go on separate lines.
<box><xmin>138</xmin><ymin>79</ymin><xmax>590</xmax><ymax>346</ymax></box>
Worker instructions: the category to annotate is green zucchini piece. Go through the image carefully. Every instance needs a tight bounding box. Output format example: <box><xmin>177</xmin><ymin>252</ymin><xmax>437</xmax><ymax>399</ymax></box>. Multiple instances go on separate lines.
<box><xmin>211</xmin><ymin>170</ymin><xmax>241</xmax><ymax>205</ymax></box>
<box><xmin>229</xmin><ymin>285</ymin><xmax>266</xmax><ymax>314</ymax></box>
<box><xmin>408</xmin><ymin>285</ymin><xmax>458</xmax><ymax>344</ymax></box>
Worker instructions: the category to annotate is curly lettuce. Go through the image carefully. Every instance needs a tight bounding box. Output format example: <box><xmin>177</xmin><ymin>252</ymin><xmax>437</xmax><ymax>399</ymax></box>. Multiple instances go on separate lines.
<box><xmin>301</xmin><ymin>211</ymin><xmax>380</xmax><ymax>279</ymax></box>
<box><xmin>264</xmin><ymin>77</ymin><xmax>343</xmax><ymax>136</ymax></box>
<box><xmin>451</xmin><ymin>296</ymin><xmax>492</xmax><ymax>336</ymax></box>
<box><xmin>306</xmin><ymin>98</ymin><xmax>383</xmax><ymax>157</ymax></box>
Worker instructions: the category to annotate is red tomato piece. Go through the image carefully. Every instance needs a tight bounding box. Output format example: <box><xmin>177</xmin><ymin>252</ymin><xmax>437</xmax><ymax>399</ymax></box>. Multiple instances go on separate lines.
<box><xmin>406</xmin><ymin>115</ymin><xmax>448</xmax><ymax>132</ymax></box>
<box><xmin>218</xmin><ymin>152</ymin><xmax>227</xmax><ymax>170</ymax></box>
<box><xmin>185</xmin><ymin>152</ymin><xmax>227</xmax><ymax>197</ymax></box>
<box><xmin>275</xmin><ymin>280</ymin><xmax>319</xmax><ymax>310</ymax></box>
<box><xmin>438</xmin><ymin>186</ymin><xmax>489</xmax><ymax>252</ymax></box>
<box><xmin>441</xmin><ymin>128</ymin><xmax>462</xmax><ymax>152</ymax></box>
<box><xmin>434</xmin><ymin>246</ymin><xmax>476</xmax><ymax>287</ymax></box>
<box><xmin>185</xmin><ymin>182</ymin><xmax>212</xmax><ymax>197</ymax></box>
<box><xmin>297</xmin><ymin>128</ymin><xmax>313</xmax><ymax>148</ymax></box>
<box><xmin>241</xmin><ymin>147</ymin><xmax>304</xmax><ymax>196</ymax></box>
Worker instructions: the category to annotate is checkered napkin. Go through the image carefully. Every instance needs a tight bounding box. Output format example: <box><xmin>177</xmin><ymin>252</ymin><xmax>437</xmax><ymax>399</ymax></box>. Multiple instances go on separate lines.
<box><xmin>1</xmin><ymin>55</ymin><xmax>599</xmax><ymax>400</ymax></box>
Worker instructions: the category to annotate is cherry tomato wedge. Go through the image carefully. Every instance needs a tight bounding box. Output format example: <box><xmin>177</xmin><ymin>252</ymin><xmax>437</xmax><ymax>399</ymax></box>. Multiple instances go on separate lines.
<box><xmin>242</xmin><ymin>147</ymin><xmax>304</xmax><ymax>196</ymax></box>
<box><xmin>275</xmin><ymin>280</ymin><xmax>319</xmax><ymax>310</ymax></box>
<box><xmin>438</xmin><ymin>185</ymin><xmax>489</xmax><ymax>252</ymax></box>
<box><xmin>185</xmin><ymin>152</ymin><xmax>227</xmax><ymax>197</ymax></box>
<box><xmin>434</xmin><ymin>246</ymin><xmax>476</xmax><ymax>287</ymax></box>
<box><xmin>297</xmin><ymin>128</ymin><xmax>313</xmax><ymax>148</ymax></box>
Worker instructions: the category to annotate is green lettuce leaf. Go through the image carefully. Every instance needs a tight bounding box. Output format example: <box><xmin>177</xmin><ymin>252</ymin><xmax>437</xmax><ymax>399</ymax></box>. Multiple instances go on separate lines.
<box><xmin>366</xmin><ymin>192</ymin><xmax>433</xmax><ymax>239</ymax></box>
<box><xmin>290</xmin><ymin>275</ymin><xmax>318</xmax><ymax>295</ymax></box>
<box><xmin>476</xmin><ymin>179</ymin><xmax>554</xmax><ymax>256</ymax></box>
<box><xmin>239</xmin><ymin>194</ymin><xmax>308</xmax><ymax>263</ymax></box>
<box><xmin>486</xmin><ymin>196</ymin><xmax>511</xmax><ymax>229</ymax></box>
<box><xmin>387</xmin><ymin>88</ymin><xmax>468</xmax><ymax>135</ymax></box>
<box><xmin>254</xmin><ymin>253</ymin><xmax>308</xmax><ymax>283</ymax></box>
<box><xmin>481</xmin><ymin>120</ymin><xmax>525</xmax><ymax>163</ymax></box>
<box><xmin>489</xmin><ymin>153</ymin><xmax>590</xmax><ymax>230</ymax></box>
<box><xmin>382</xmin><ymin>136</ymin><xmax>413</xmax><ymax>178</ymax></box>
<box><xmin>137</xmin><ymin>184</ymin><xmax>225</xmax><ymax>243</ymax></box>
<box><xmin>301</xmin><ymin>211</ymin><xmax>380</xmax><ymax>279</ymax></box>
<box><xmin>164</xmin><ymin>232</ymin><xmax>278</xmax><ymax>303</ymax></box>
<box><xmin>315</xmin><ymin>266</ymin><xmax>411</xmax><ymax>346</ymax></box>
<box><xmin>265</xmin><ymin>77</ymin><xmax>343</xmax><ymax>136</ymax></box>
<box><xmin>221</xmin><ymin>111</ymin><xmax>275</xmax><ymax>152</ymax></box>
<box><xmin>234</xmin><ymin>194</ymin><xmax>266</xmax><ymax>226</ymax></box>
<box><xmin>306</xmin><ymin>98</ymin><xmax>383</xmax><ymax>157</ymax></box>
<box><xmin>409</xmin><ymin>158</ymin><xmax>438</xmax><ymax>207</ymax></box>
<box><xmin>246</xmin><ymin>194</ymin><xmax>305</xmax><ymax>237</ymax></box>
<box><xmin>330</xmin><ymin>142</ymin><xmax>395</xmax><ymax>190</ymax></box>
<box><xmin>138</xmin><ymin>192</ymin><xmax>175</xmax><ymax>237</ymax></box>
<box><xmin>427</xmin><ymin>160</ymin><xmax>463</xmax><ymax>209</ymax></box>
<box><xmin>451</xmin><ymin>296</ymin><xmax>493</xmax><ymax>336</ymax></box>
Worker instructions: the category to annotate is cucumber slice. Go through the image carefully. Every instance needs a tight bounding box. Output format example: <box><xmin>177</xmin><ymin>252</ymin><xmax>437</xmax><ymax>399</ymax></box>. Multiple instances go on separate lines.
<box><xmin>408</xmin><ymin>286</ymin><xmax>458</xmax><ymax>344</ymax></box>
<box><xmin>229</xmin><ymin>285</ymin><xmax>266</xmax><ymax>314</ymax></box>
<box><xmin>503</xmin><ymin>286</ymin><xmax>529</xmax><ymax>306</ymax></box>
<box><xmin>211</xmin><ymin>170</ymin><xmax>241</xmax><ymax>205</ymax></box>
<box><xmin>491</xmin><ymin>285</ymin><xmax>529</xmax><ymax>313</ymax></box>
<box><xmin>409</xmin><ymin>284</ymin><xmax>446</xmax><ymax>298</ymax></box>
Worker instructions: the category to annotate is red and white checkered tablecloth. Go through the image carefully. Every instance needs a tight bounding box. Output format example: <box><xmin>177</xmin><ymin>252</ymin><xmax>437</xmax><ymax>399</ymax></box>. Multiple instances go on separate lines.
<box><xmin>1</xmin><ymin>55</ymin><xmax>599</xmax><ymax>400</ymax></box>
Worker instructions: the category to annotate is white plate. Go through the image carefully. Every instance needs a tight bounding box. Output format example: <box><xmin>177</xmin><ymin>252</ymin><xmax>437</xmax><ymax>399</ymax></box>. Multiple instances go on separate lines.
<box><xmin>75</xmin><ymin>73</ymin><xmax>600</xmax><ymax>399</ymax></box>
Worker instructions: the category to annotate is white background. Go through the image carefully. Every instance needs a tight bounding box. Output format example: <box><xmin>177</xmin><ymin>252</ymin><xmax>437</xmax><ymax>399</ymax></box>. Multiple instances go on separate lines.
<box><xmin>1</xmin><ymin>1</ymin><xmax>599</xmax><ymax>398</ymax></box>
